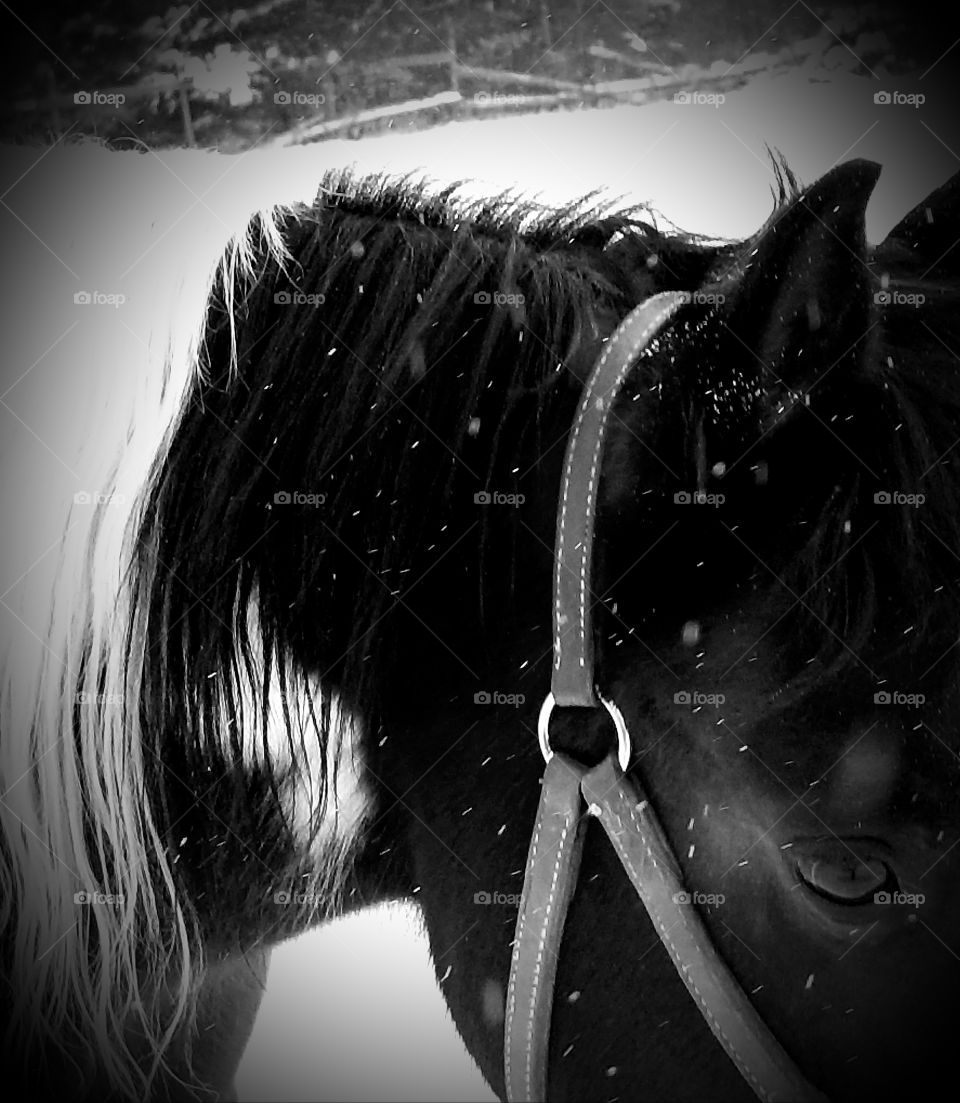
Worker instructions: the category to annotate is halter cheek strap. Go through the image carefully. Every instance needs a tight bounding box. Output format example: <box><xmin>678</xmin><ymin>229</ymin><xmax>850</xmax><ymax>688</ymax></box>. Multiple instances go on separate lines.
<box><xmin>505</xmin><ymin>293</ymin><xmax>827</xmax><ymax>1103</ymax></box>
<box><xmin>551</xmin><ymin>292</ymin><xmax>686</xmax><ymax>708</ymax></box>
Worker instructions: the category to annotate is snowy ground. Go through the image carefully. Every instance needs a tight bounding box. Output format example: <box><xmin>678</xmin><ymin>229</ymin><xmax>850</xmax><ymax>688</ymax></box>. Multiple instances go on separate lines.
<box><xmin>232</xmin><ymin>69</ymin><xmax>955</xmax><ymax>1103</ymax></box>
<box><xmin>1</xmin><ymin>63</ymin><xmax>954</xmax><ymax>1103</ymax></box>
<box><xmin>240</xmin><ymin>68</ymin><xmax>953</xmax><ymax>245</ymax></box>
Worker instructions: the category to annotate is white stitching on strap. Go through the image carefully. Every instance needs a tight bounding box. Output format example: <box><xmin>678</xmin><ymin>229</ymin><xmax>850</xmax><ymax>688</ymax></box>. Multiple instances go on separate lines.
<box><xmin>603</xmin><ymin>786</ymin><xmax>771</xmax><ymax>1101</ymax></box>
<box><xmin>506</xmin><ymin>811</ymin><xmax>572</xmax><ymax>1100</ymax></box>
<box><xmin>554</xmin><ymin>296</ymin><xmax>683</xmax><ymax>676</ymax></box>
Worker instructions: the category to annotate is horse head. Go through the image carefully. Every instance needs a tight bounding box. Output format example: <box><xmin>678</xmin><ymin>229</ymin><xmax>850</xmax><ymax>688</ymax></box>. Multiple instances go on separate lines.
<box><xmin>396</xmin><ymin>160</ymin><xmax>960</xmax><ymax>1100</ymax></box>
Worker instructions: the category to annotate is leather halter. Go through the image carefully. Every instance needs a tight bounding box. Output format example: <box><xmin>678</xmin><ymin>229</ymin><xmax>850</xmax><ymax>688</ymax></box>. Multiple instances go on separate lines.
<box><xmin>505</xmin><ymin>292</ymin><xmax>827</xmax><ymax>1103</ymax></box>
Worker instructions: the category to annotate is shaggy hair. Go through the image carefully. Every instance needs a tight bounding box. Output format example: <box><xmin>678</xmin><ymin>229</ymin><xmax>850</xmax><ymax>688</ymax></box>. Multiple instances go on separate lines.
<box><xmin>3</xmin><ymin>157</ymin><xmax>958</xmax><ymax>1100</ymax></box>
<box><xmin>0</xmin><ymin>165</ymin><xmax>722</xmax><ymax>1098</ymax></box>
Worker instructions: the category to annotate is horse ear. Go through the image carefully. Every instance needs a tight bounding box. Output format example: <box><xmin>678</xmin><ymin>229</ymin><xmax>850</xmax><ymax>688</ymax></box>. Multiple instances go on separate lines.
<box><xmin>875</xmin><ymin>170</ymin><xmax>960</xmax><ymax>279</ymax></box>
<box><xmin>722</xmin><ymin>159</ymin><xmax>882</xmax><ymax>428</ymax></box>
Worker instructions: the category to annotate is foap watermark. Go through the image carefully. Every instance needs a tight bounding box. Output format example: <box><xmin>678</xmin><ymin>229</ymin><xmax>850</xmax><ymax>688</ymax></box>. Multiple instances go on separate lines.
<box><xmin>273</xmin><ymin>490</ymin><xmax>326</xmax><ymax>507</ymax></box>
<box><xmin>874</xmin><ymin>290</ymin><xmax>926</xmax><ymax>307</ymax></box>
<box><xmin>74</xmin><ymin>90</ymin><xmax>126</xmax><ymax>107</ymax></box>
<box><xmin>74</xmin><ymin>290</ymin><xmax>126</xmax><ymax>308</ymax></box>
<box><xmin>679</xmin><ymin>289</ymin><xmax>726</xmax><ymax>306</ymax></box>
<box><xmin>274</xmin><ymin>90</ymin><xmax>326</xmax><ymax>107</ymax></box>
<box><xmin>874</xmin><ymin>90</ymin><xmax>925</xmax><ymax>108</ymax></box>
<box><xmin>273</xmin><ymin>890</ymin><xmax>324</xmax><ymax>906</ymax></box>
<box><xmin>674</xmin><ymin>690</ymin><xmax>725</xmax><ymax>707</ymax></box>
<box><xmin>874</xmin><ymin>690</ymin><xmax>925</xmax><ymax>708</ymax></box>
<box><xmin>672</xmin><ymin>890</ymin><xmax>726</xmax><ymax>906</ymax></box>
<box><xmin>474</xmin><ymin>691</ymin><xmax>525</xmax><ymax>707</ymax></box>
<box><xmin>474</xmin><ymin>290</ymin><xmax>525</xmax><ymax>307</ymax></box>
<box><xmin>473</xmin><ymin>91</ymin><xmax>526</xmax><ymax>108</ymax></box>
<box><xmin>674</xmin><ymin>90</ymin><xmax>725</xmax><ymax>108</ymax></box>
<box><xmin>474</xmin><ymin>490</ymin><xmax>525</xmax><ymax>507</ymax></box>
<box><xmin>674</xmin><ymin>490</ymin><xmax>725</xmax><ymax>507</ymax></box>
<box><xmin>73</xmin><ymin>491</ymin><xmax>125</xmax><ymax>507</ymax></box>
<box><xmin>74</xmin><ymin>890</ymin><xmax>125</xmax><ymax>905</ymax></box>
<box><xmin>874</xmin><ymin>490</ymin><xmax>925</xmax><ymax>507</ymax></box>
<box><xmin>274</xmin><ymin>290</ymin><xmax>325</xmax><ymax>306</ymax></box>
<box><xmin>76</xmin><ymin>691</ymin><xmax>123</xmax><ymax>707</ymax></box>
<box><xmin>474</xmin><ymin>890</ymin><xmax>521</xmax><ymax>905</ymax></box>
<box><xmin>874</xmin><ymin>890</ymin><xmax>925</xmax><ymax>906</ymax></box>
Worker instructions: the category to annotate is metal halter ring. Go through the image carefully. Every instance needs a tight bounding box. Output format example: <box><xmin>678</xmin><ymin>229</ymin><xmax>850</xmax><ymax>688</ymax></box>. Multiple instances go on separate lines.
<box><xmin>537</xmin><ymin>691</ymin><xmax>632</xmax><ymax>773</ymax></box>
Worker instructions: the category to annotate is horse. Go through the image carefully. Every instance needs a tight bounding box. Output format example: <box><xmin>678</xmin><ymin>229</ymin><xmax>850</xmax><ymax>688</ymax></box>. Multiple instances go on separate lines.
<box><xmin>1</xmin><ymin>148</ymin><xmax>958</xmax><ymax>1102</ymax></box>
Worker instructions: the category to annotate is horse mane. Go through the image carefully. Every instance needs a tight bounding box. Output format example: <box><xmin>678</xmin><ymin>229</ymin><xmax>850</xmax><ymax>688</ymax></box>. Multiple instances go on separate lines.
<box><xmin>0</xmin><ymin>145</ymin><xmax>295</xmax><ymax>1097</ymax></box>
<box><xmin>6</xmin><ymin>146</ymin><xmax>954</xmax><ymax>1097</ymax></box>
<box><xmin>0</xmin><ymin>158</ymin><xmax>720</xmax><ymax>1097</ymax></box>
<box><xmin>134</xmin><ymin>167</ymin><xmax>724</xmax><ymax>761</ymax></box>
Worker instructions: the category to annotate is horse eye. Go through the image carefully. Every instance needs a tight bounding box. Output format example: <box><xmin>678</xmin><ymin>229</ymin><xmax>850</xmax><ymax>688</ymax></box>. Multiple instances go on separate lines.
<box><xmin>795</xmin><ymin>854</ymin><xmax>898</xmax><ymax>907</ymax></box>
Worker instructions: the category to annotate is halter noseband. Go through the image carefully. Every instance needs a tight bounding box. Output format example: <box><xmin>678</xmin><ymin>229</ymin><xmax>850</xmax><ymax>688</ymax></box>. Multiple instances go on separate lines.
<box><xmin>504</xmin><ymin>292</ymin><xmax>827</xmax><ymax>1103</ymax></box>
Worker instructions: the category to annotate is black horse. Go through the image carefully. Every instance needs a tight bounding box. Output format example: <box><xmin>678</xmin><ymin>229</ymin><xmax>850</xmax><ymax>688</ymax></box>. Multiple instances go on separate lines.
<box><xmin>1</xmin><ymin>156</ymin><xmax>958</xmax><ymax>1101</ymax></box>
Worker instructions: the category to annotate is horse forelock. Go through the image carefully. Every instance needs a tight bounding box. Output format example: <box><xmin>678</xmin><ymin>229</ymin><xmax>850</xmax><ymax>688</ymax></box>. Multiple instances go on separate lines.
<box><xmin>772</xmin><ymin>287</ymin><xmax>960</xmax><ymax>685</ymax></box>
<box><xmin>604</xmin><ymin>256</ymin><xmax>960</xmax><ymax>726</ymax></box>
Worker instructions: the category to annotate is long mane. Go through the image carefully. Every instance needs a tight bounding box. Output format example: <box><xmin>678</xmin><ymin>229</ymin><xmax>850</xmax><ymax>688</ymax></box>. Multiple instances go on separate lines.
<box><xmin>138</xmin><ymin>169</ymin><xmax>721</xmax><ymax>735</ymax></box>
<box><xmin>3</xmin><ymin>141</ymin><xmax>958</xmax><ymax>1097</ymax></box>
<box><xmin>0</xmin><ymin>144</ymin><xmax>294</xmax><ymax>1096</ymax></box>
<box><xmin>0</xmin><ymin>153</ymin><xmax>718</xmax><ymax>1096</ymax></box>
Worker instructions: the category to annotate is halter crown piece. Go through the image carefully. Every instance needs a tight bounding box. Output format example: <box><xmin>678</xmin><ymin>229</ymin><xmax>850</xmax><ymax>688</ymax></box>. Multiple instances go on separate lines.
<box><xmin>504</xmin><ymin>292</ymin><xmax>827</xmax><ymax>1103</ymax></box>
